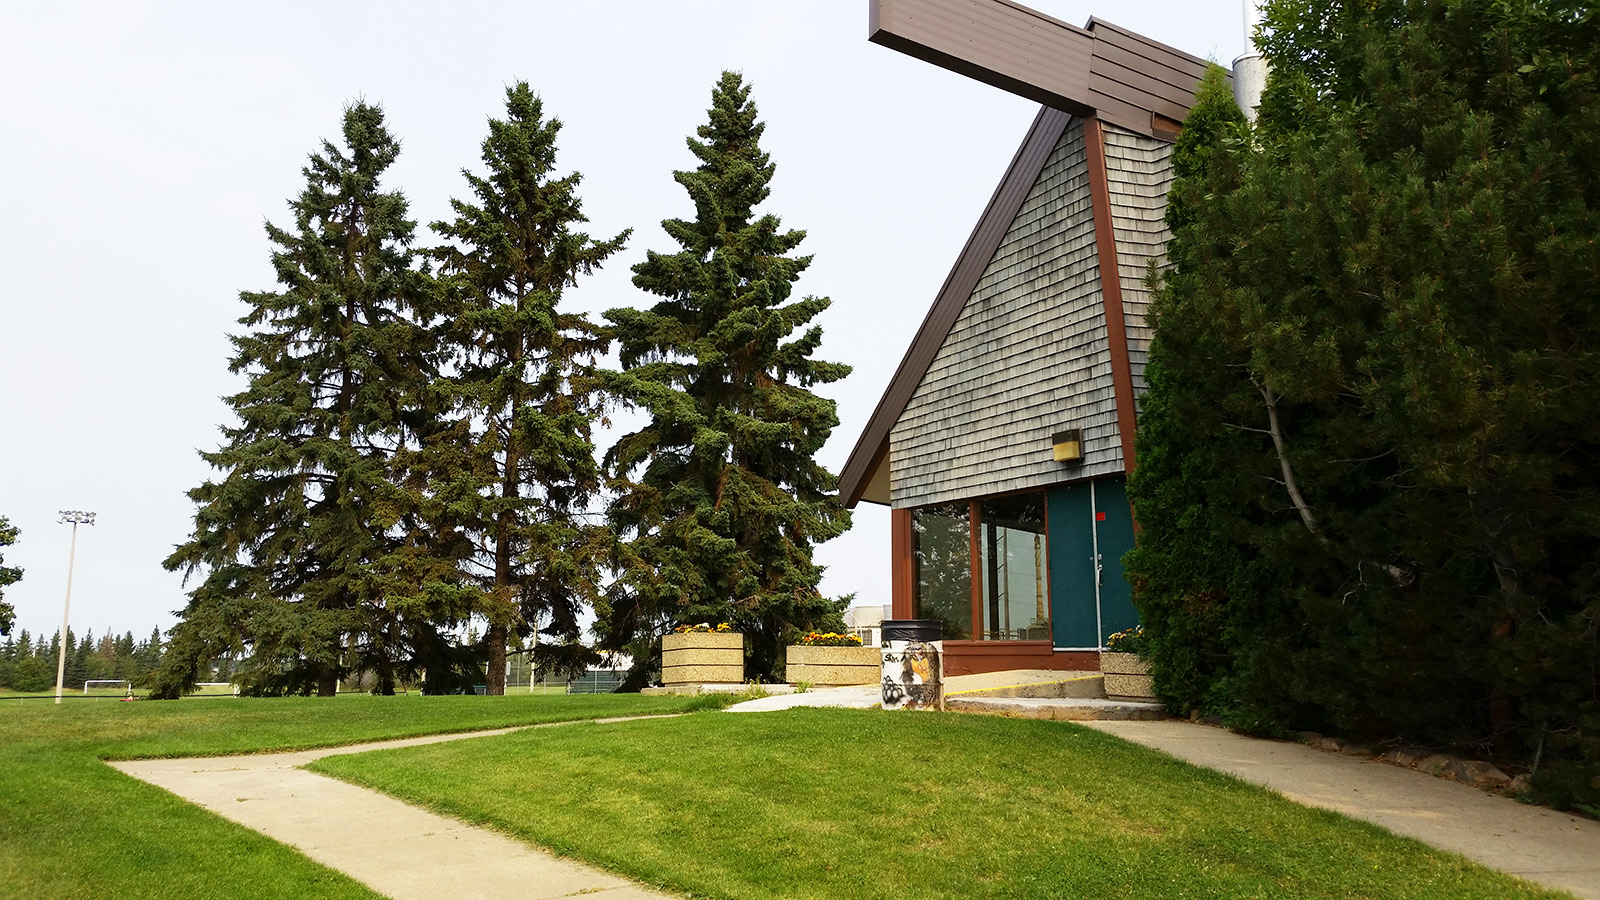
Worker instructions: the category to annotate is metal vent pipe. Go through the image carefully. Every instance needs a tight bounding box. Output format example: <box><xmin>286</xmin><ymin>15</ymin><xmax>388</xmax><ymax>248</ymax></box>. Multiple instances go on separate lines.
<box><xmin>1233</xmin><ymin>0</ymin><xmax>1268</xmax><ymax>120</ymax></box>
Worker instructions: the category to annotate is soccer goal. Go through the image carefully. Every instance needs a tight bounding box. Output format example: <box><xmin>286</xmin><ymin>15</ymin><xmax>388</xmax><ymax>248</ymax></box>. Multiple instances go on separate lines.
<box><xmin>83</xmin><ymin>680</ymin><xmax>132</xmax><ymax>696</ymax></box>
<box><xmin>193</xmin><ymin>682</ymin><xmax>240</xmax><ymax>697</ymax></box>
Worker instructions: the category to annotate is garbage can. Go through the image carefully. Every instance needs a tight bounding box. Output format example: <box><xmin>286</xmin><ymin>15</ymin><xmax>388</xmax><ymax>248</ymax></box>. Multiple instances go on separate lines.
<box><xmin>881</xmin><ymin>619</ymin><xmax>943</xmax><ymax>710</ymax></box>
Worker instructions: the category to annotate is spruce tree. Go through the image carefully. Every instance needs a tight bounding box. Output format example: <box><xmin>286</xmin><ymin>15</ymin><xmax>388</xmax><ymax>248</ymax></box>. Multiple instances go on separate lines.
<box><xmin>67</xmin><ymin>627</ymin><xmax>90</xmax><ymax>689</ymax></box>
<box><xmin>598</xmin><ymin>72</ymin><xmax>852</xmax><ymax>683</ymax></box>
<box><xmin>135</xmin><ymin>628</ymin><xmax>163</xmax><ymax>681</ymax></box>
<box><xmin>424</xmin><ymin>83</ymin><xmax>628</xmax><ymax>694</ymax></box>
<box><xmin>156</xmin><ymin>102</ymin><xmax>438</xmax><ymax>698</ymax></box>
<box><xmin>0</xmin><ymin>516</ymin><xmax>19</xmax><ymax>636</ymax></box>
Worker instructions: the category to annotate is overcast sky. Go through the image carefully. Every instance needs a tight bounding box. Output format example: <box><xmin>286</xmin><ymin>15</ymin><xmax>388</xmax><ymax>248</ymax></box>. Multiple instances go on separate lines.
<box><xmin>0</xmin><ymin>1</ymin><xmax>1246</xmax><ymax>642</ymax></box>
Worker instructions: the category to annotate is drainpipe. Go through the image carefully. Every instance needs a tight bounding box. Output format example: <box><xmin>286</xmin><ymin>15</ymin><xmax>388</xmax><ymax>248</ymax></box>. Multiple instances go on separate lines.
<box><xmin>1233</xmin><ymin>0</ymin><xmax>1268</xmax><ymax>121</ymax></box>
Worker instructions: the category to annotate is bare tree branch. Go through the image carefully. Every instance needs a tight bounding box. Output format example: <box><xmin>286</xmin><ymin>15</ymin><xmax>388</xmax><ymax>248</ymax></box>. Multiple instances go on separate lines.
<box><xmin>1254</xmin><ymin>377</ymin><xmax>1414</xmax><ymax>587</ymax></box>
<box><xmin>1255</xmin><ymin>377</ymin><xmax>1329</xmax><ymax>547</ymax></box>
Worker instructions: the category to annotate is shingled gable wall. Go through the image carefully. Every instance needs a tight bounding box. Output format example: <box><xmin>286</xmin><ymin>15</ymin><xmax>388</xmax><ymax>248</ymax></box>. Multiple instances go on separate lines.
<box><xmin>887</xmin><ymin>118</ymin><xmax>1173</xmax><ymax>510</ymax></box>
<box><xmin>1102</xmin><ymin>123</ymin><xmax>1174</xmax><ymax>398</ymax></box>
<box><xmin>890</xmin><ymin>117</ymin><xmax>1118</xmax><ymax>508</ymax></box>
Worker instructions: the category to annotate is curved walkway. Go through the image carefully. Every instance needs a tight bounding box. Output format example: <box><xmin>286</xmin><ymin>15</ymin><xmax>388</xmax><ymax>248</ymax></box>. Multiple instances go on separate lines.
<box><xmin>1082</xmin><ymin>719</ymin><xmax>1600</xmax><ymax>900</ymax></box>
<box><xmin>111</xmin><ymin>723</ymin><xmax>679</xmax><ymax>900</ymax></box>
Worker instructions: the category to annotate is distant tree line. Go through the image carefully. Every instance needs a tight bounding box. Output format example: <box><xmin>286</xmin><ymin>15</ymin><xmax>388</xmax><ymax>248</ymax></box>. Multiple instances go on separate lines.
<box><xmin>154</xmin><ymin>72</ymin><xmax>851</xmax><ymax>698</ymax></box>
<box><xmin>1128</xmin><ymin>0</ymin><xmax>1600</xmax><ymax>812</ymax></box>
<box><xmin>0</xmin><ymin>628</ymin><xmax>165</xmax><ymax>693</ymax></box>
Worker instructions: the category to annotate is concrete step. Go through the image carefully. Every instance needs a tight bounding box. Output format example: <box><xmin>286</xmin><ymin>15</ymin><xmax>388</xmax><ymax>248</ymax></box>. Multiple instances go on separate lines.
<box><xmin>946</xmin><ymin>695</ymin><xmax>1166</xmax><ymax>721</ymax></box>
<box><xmin>945</xmin><ymin>670</ymin><xmax>1109</xmax><ymax>700</ymax></box>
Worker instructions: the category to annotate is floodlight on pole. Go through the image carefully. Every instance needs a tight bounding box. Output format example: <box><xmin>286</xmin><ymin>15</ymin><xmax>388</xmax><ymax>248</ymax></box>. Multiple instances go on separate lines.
<box><xmin>54</xmin><ymin>510</ymin><xmax>96</xmax><ymax>705</ymax></box>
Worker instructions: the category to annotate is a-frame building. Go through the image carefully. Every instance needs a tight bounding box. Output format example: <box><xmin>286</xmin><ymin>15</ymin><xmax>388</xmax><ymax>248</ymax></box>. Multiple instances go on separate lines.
<box><xmin>838</xmin><ymin>0</ymin><xmax>1220</xmax><ymax>675</ymax></box>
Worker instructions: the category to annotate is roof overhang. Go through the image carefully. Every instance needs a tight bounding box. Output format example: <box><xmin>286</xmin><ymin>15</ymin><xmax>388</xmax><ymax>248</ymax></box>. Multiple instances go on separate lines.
<box><xmin>868</xmin><ymin>0</ymin><xmax>1212</xmax><ymax>140</ymax></box>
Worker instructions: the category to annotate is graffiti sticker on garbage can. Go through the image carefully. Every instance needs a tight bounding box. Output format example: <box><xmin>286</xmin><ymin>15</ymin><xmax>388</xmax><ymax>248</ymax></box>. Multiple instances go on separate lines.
<box><xmin>881</xmin><ymin>619</ymin><xmax>944</xmax><ymax>710</ymax></box>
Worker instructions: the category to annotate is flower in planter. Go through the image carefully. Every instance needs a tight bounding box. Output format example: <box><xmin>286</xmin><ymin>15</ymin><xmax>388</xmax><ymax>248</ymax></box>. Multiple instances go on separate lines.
<box><xmin>796</xmin><ymin>631</ymin><xmax>863</xmax><ymax>647</ymax></box>
<box><xmin>1105</xmin><ymin>624</ymin><xmax>1150</xmax><ymax>656</ymax></box>
<box><xmin>673</xmin><ymin>622</ymin><xmax>735</xmax><ymax>634</ymax></box>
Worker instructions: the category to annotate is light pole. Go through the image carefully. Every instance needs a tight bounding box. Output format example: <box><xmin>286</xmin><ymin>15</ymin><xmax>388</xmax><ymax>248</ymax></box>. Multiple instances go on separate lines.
<box><xmin>55</xmin><ymin>510</ymin><xmax>96</xmax><ymax>705</ymax></box>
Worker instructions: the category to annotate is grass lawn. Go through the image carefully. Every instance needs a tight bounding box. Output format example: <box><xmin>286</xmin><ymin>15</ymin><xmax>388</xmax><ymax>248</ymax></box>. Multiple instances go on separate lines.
<box><xmin>314</xmin><ymin>708</ymin><xmax>1569</xmax><ymax>900</ymax></box>
<box><xmin>0</xmin><ymin>692</ymin><xmax>710</xmax><ymax>899</ymax></box>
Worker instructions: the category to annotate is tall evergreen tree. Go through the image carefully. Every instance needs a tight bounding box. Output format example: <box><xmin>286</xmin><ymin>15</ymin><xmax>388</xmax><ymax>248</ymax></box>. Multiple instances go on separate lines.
<box><xmin>0</xmin><ymin>516</ymin><xmax>20</xmax><ymax>635</ymax></box>
<box><xmin>135</xmin><ymin>627</ymin><xmax>163</xmax><ymax>680</ymax></box>
<box><xmin>423</xmin><ymin>83</ymin><xmax>628</xmax><ymax>694</ymax></box>
<box><xmin>598</xmin><ymin>72</ymin><xmax>852</xmax><ymax>683</ymax></box>
<box><xmin>67</xmin><ymin>627</ymin><xmax>90</xmax><ymax>690</ymax></box>
<box><xmin>1124</xmin><ymin>66</ymin><xmax>1278</xmax><ymax>720</ymax></box>
<box><xmin>156</xmin><ymin>102</ymin><xmax>439</xmax><ymax>698</ymax></box>
<box><xmin>1129</xmin><ymin>0</ymin><xmax>1600</xmax><ymax>808</ymax></box>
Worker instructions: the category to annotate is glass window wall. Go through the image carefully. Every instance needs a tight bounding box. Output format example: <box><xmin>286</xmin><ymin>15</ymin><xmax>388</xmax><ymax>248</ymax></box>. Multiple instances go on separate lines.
<box><xmin>979</xmin><ymin>493</ymin><xmax>1050</xmax><ymax>641</ymax></box>
<box><xmin>908</xmin><ymin>492</ymin><xmax>1050</xmax><ymax>642</ymax></box>
<box><xmin>910</xmin><ymin>502</ymin><xmax>972</xmax><ymax>640</ymax></box>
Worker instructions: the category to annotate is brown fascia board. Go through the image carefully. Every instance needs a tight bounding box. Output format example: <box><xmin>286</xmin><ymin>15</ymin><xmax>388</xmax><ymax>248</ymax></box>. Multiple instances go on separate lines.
<box><xmin>837</xmin><ymin>105</ymin><xmax>1073</xmax><ymax>508</ymax></box>
<box><xmin>868</xmin><ymin>0</ymin><xmax>1215</xmax><ymax>138</ymax></box>
<box><xmin>1085</xmin><ymin>17</ymin><xmax>1214</xmax><ymax>74</ymax></box>
<box><xmin>1086</xmin><ymin>18</ymin><xmax>1214</xmax><ymax>127</ymax></box>
<box><xmin>869</xmin><ymin>0</ymin><xmax>1098</xmax><ymax>118</ymax></box>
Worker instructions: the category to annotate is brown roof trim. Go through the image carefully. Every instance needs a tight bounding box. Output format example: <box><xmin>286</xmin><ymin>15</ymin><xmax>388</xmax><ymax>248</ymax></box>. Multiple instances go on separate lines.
<box><xmin>868</xmin><ymin>0</ymin><xmax>1212</xmax><ymax>139</ymax></box>
<box><xmin>869</xmin><ymin>0</ymin><xmax>1097</xmax><ymax>119</ymax></box>
<box><xmin>1084</xmin><ymin>17</ymin><xmax>1214</xmax><ymax>72</ymax></box>
<box><xmin>838</xmin><ymin>106</ymin><xmax>1073</xmax><ymax>508</ymax></box>
<box><xmin>1082</xmin><ymin>116</ymin><xmax>1140</xmax><ymax>473</ymax></box>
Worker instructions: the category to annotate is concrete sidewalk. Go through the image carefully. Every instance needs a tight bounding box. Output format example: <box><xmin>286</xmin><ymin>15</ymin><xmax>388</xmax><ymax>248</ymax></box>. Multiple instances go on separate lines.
<box><xmin>1084</xmin><ymin>718</ymin><xmax>1600</xmax><ymax>900</ymax></box>
<box><xmin>111</xmin><ymin>725</ymin><xmax>677</xmax><ymax>900</ymax></box>
<box><xmin>109</xmin><ymin>699</ymin><xmax>1600</xmax><ymax>900</ymax></box>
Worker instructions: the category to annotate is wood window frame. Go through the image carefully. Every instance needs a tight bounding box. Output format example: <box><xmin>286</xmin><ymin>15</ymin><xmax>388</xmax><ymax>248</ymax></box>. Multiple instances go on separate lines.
<box><xmin>899</xmin><ymin>489</ymin><xmax>1052</xmax><ymax>642</ymax></box>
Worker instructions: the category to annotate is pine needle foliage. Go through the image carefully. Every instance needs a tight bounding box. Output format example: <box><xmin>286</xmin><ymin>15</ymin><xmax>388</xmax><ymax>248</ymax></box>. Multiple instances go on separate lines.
<box><xmin>1129</xmin><ymin>1</ymin><xmax>1600</xmax><ymax>809</ymax></box>
<box><xmin>157</xmin><ymin>102</ymin><xmax>442</xmax><ymax>698</ymax></box>
<box><xmin>598</xmin><ymin>72</ymin><xmax>852</xmax><ymax>683</ymax></box>
<box><xmin>424</xmin><ymin>83</ymin><xmax>629</xmax><ymax>693</ymax></box>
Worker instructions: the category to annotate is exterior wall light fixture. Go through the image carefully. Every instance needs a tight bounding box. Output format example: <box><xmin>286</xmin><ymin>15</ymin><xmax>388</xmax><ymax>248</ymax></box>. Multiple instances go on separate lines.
<box><xmin>1052</xmin><ymin>429</ymin><xmax>1083</xmax><ymax>464</ymax></box>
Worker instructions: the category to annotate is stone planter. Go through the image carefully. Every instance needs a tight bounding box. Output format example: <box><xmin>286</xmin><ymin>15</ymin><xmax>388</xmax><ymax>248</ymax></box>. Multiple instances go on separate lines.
<box><xmin>1100</xmin><ymin>651</ymin><xmax>1155</xmax><ymax>700</ymax></box>
<box><xmin>661</xmin><ymin>631</ymin><xmax>744</xmax><ymax>685</ymax></box>
<box><xmin>786</xmin><ymin>644</ymin><xmax>881</xmax><ymax>686</ymax></box>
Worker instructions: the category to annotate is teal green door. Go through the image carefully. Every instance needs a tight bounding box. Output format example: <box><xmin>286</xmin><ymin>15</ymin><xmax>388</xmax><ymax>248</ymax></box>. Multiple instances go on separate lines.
<box><xmin>1094</xmin><ymin>478</ymin><xmax>1139</xmax><ymax>642</ymax></box>
<box><xmin>1046</xmin><ymin>476</ymin><xmax>1138</xmax><ymax>648</ymax></box>
<box><xmin>1047</xmin><ymin>481</ymin><xmax>1096</xmax><ymax>647</ymax></box>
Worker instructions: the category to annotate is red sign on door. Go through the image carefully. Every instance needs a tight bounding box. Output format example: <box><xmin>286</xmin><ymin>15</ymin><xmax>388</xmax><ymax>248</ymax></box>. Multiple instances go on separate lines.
<box><xmin>1095</xmin><ymin>512</ymin><xmax>1107</xmax><ymax>521</ymax></box>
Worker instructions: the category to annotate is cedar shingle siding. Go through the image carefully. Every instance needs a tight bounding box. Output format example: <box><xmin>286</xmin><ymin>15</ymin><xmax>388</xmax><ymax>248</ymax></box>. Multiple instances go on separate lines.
<box><xmin>890</xmin><ymin>119</ymin><xmax>1126</xmax><ymax>508</ymax></box>
<box><xmin>1101</xmin><ymin>123</ymin><xmax>1173</xmax><ymax>400</ymax></box>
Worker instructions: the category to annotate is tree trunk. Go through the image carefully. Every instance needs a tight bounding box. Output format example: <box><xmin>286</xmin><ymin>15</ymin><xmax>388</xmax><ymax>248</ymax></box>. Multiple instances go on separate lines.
<box><xmin>485</xmin><ymin>622</ymin><xmax>507</xmax><ymax>696</ymax></box>
<box><xmin>376</xmin><ymin>647</ymin><xmax>396</xmax><ymax>696</ymax></box>
<box><xmin>486</xmin><ymin>385</ymin><xmax>521</xmax><ymax>697</ymax></box>
<box><xmin>317</xmin><ymin>667</ymin><xmax>338</xmax><ymax>697</ymax></box>
<box><xmin>485</xmin><ymin>429</ymin><xmax>517</xmax><ymax>697</ymax></box>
